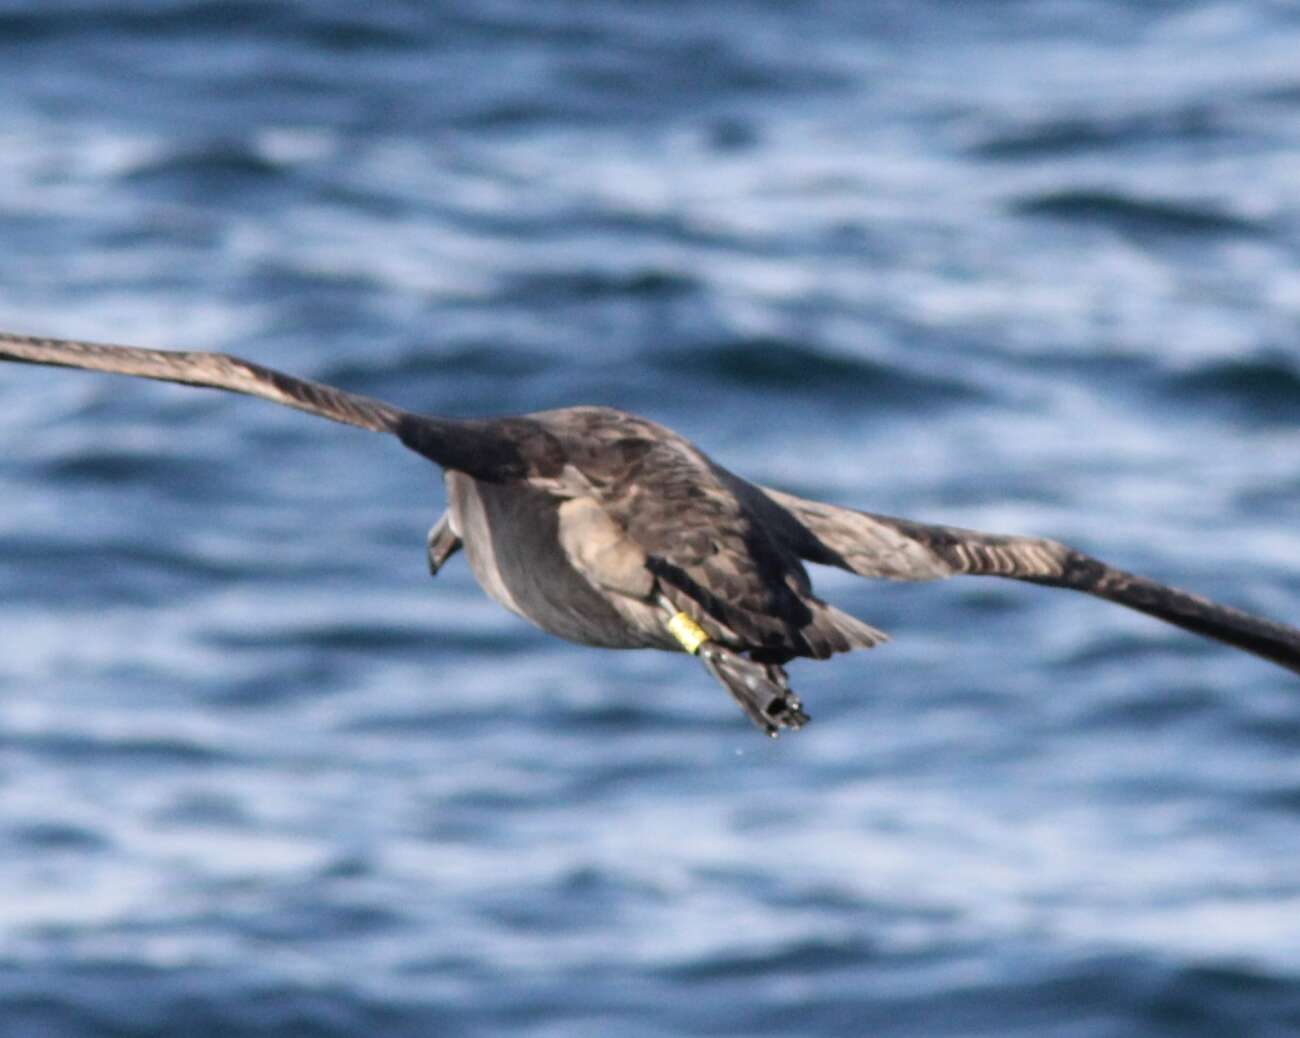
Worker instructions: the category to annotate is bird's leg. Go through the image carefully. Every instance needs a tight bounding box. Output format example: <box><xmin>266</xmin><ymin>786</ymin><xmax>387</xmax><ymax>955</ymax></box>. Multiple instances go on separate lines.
<box><xmin>426</xmin><ymin>511</ymin><xmax>463</xmax><ymax>577</ymax></box>
<box><xmin>658</xmin><ymin>596</ymin><xmax>809</xmax><ymax>737</ymax></box>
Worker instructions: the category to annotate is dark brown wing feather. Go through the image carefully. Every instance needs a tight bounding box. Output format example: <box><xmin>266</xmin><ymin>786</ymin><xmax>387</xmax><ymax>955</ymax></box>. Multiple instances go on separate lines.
<box><xmin>761</xmin><ymin>486</ymin><xmax>1300</xmax><ymax>675</ymax></box>
<box><xmin>0</xmin><ymin>331</ymin><xmax>407</xmax><ymax>433</ymax></box>
<box><xmin>0</xmin><ymin>332</ymin><xmax>583</xmax><ymax>484</ymax></box>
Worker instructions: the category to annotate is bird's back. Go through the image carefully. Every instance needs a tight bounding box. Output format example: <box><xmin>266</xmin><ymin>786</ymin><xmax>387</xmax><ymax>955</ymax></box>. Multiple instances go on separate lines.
<box><xmin>444</xmin><ymin>406</ymin><xmax>886</xmax><ymax>661</ymax></box>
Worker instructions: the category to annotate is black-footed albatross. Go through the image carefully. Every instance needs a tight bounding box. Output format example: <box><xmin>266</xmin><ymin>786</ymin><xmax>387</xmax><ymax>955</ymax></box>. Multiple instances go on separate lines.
<box><xmin>2</xmin><ymin>330</ymin><xmax>1298</xmax><ymax>736</ymax></box>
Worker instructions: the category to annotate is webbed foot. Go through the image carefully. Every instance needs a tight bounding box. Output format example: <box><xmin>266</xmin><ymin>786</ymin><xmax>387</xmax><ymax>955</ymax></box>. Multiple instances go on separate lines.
<box><xmin>699</xmin><ymin>644</ymin><xmax>808</xmax><ymax>737</ymax></box>
<box><xmin>426</xmin><ymin>512</ymin><xmax>462</xmax><ymax>577</ymax></box>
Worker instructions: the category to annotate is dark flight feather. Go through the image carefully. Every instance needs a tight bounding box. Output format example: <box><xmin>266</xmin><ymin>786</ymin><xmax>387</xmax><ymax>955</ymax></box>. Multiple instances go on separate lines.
<box><xmin>761</xmin><ymin>487</ymin><xmax>1300</xmax><ymax>675</ymax></box>
<box><xmin>0</xmin><ymin>331</ymin><xmax>408</xmax><ymax>434</ymax></box>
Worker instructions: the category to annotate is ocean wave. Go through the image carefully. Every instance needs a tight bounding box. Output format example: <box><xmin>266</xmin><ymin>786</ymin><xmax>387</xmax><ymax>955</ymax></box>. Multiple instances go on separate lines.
<box><xmin>1162</xmin><ymin>355</ymin><xmax>1300</xmax><ymax>425</ymax></box>
<box><xmin>505</xmin><ymin>267</ymin><xmax>699</xmax><ymax>303</ymax></box>
<box><xmin>7</xmin><ymin>729</ymin><xmax>233</xmax><ymax>766</ymax></box>
<box><xmin>1012</xmin><ymin>189</ymin><xmax>1263</xmax><ymax>237</ymax></box>
<box><xmin>120</xmin><ymin>141</ymin><xmax>294</xmax><ymax>206</ymax></box>
<box><xmin>320</xmin><ymin>344</ymin><xmax>555</xmax><ymax>399</ymax></box>
<box><xmin>971</xmin><ymin>105</ymin><xmax>1224</xmax><ymax>160</ymax></box>
<box><xmin>4</xmin><ymin>820</ymin><xmax>109</xmax><ymax>853</ymax></box>
<box><xmin>648</xmin><ymin>338</ymin><xmax>980</xmax><ymax>405</ymax></box>
<box><xmin>38</xmin><ymin>449</ymin><xmax>219</xmax><ymax>486</ymax></box>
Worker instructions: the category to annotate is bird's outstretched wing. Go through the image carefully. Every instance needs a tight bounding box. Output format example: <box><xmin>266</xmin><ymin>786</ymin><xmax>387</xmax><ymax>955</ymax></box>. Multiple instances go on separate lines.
<box><xmin>0</xmin><ymin>331</ymin><xmax>572</xmax><ymax>482</ymax></box>
<box><xmin>0</xmin><ymin>331</ymin><xmax>408</xmax><ymax>433</ymax></box>
<box><xmin>761</xmin><ymin>486</ymin><xmax>1300</xmax><ymax>675</ymax></box>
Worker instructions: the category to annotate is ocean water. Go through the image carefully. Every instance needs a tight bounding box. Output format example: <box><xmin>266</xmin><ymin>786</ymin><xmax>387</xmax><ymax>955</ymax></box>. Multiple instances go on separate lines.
<box><xmin>2</xmin><ymin>2</ymin><xmax>1300</xmax><ymax>1035</ymax></box>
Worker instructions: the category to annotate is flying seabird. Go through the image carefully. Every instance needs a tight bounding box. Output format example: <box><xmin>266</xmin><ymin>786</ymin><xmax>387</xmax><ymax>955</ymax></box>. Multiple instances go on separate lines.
<box><xmin>2</xmin><ymin>330</ymin><xmax>1298</xmax><ymax>735</ymax></box>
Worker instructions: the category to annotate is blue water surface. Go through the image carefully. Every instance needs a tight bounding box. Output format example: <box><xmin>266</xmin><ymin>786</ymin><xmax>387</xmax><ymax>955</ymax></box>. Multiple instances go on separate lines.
<box><xmin>2</xmin><ymin>2</ymin><xmax>1300</xmax><ymax>1035</ymax></box>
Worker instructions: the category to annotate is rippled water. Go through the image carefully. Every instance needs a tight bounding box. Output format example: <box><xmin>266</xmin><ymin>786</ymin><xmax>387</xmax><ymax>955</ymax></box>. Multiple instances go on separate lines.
<box><xmin>3</xmin><ymin>2</ymin><xmax>1300</xmax><ymax>1035</ymax></box>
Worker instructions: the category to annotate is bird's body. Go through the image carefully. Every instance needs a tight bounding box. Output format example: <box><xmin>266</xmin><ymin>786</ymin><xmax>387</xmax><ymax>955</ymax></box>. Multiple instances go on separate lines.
<box><xmin>2</xmin><ymin>329</ymin><xmax>1298</xmax><ymax>735</ymax></box>
<box><xmin>432</xmin><ymin>407</ymin><xmax>884</xmax><ymax>658</ymax></box>
<box><xmin>445</xmin><ymin>465</ymin><xmax>666</xmax><ymax>651</ymax></box>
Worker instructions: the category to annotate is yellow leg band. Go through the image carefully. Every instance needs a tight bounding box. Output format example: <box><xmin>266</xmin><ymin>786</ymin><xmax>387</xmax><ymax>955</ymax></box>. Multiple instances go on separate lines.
<box><xmin>667</xmin><ymin>611</ymin><xmax>709</xmax><ymax>655</ymax></box>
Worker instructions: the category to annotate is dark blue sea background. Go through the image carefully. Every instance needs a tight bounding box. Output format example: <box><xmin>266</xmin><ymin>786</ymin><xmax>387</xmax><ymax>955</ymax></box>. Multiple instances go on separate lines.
<box><xmin>2</xmin><ymin>2</ymin><xmax>1300</xmax><ymax>1035</ymax></box>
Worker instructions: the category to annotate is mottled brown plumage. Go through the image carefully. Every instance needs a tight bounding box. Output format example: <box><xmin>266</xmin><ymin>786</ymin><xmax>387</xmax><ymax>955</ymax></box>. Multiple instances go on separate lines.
<box><xmin>2</xmin><ymin>329</ymin><xmax>1298</xmax><ymax>735</ymax></box>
